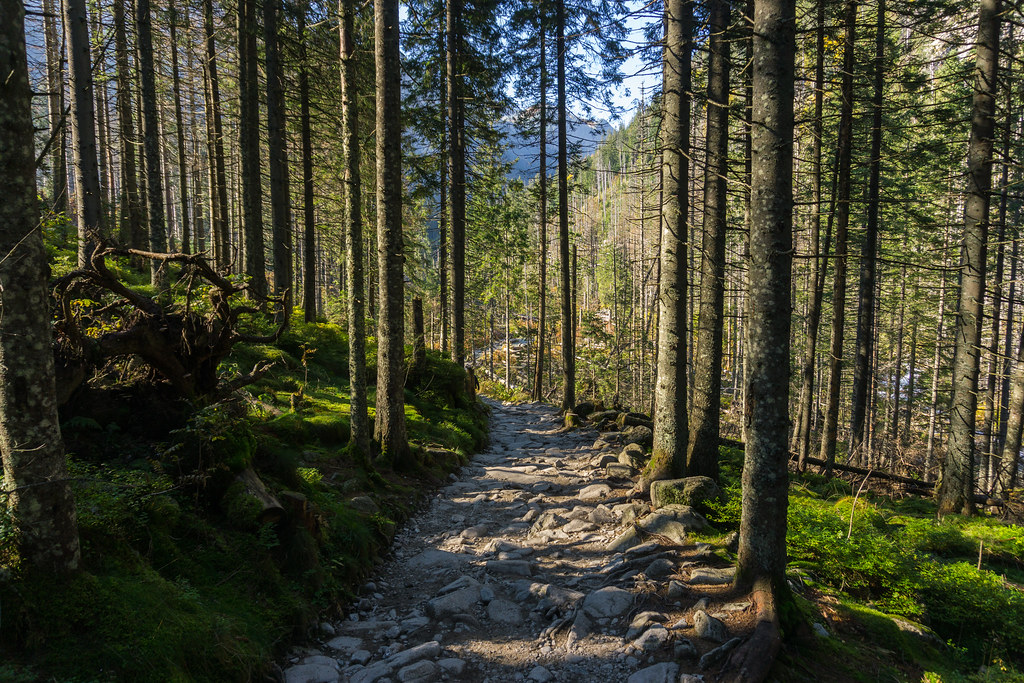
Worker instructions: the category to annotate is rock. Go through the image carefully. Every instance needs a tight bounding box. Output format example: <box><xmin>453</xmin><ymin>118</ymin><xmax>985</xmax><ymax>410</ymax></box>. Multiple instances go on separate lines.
<box><xmin>632</xmin><ymin>624</ymin><xmax>670</xmax><ymax>652</ymax></box>
<box><xmin>892</xmin><ymin>617</ymin><xmax>942</xmax><ymax>645</ymax></box>
<box><xmin>579</xmin><ymin>483</ymin><xmax>612</xmax><ymax>501</ymax></box>
<box><xmin>325</xmin><ymin>635</ymin><xmax>362</xmax><ymax>653</ymax></box>
<box><xmin>348</xmin><ymin>496</ymin><xmax>379</xmax><ymax>514</ymax></box>
<box><xmin>625</xmin><ymin>662</ymin><xmax>679</xmax><ymax>683</ymax></box>
<box><xmin>564</xmin><ymin>519</ymin><xmax>598</xmax><ymax>534</ymax></box>
<box><xmin>669</xmin><ymin>617</ymin><xmax>688</xmax><ymax>629</ymax></box>
<box><xmin>589</xmin><ymin>504</ymin><xmax>615</xmax><ymax>525</ymax></box>
<box><xmin>437</xmin><ymin>658</ymin><xmax>466</xmax><ymax>675</ymax></box>
<box><xmin>607</xmin><ymin>527</ymin><xmax>642</xmax><ymax>552</ymax></box>
<box><xmin>487</xmin><ymin>599</ymin><xmax>525</xmax><ymax>625</ymax></box>
<box><xmin>406</xmin><ymin>550</ymin><xmax>470</xmax><ymax>571</ymax></box>
<box><xmin>650</xmin><ymin>477</ymin><xmax>724</xmax><ymax>513</ymax></box>
<box><xmin>674</xmin><ymin>639</ymin><xmax>697</xmax><ymax>658</ymax></box>
<box><xmin>693</xmin><ymin>610</ymin><xmax>729</xmax><ymax>643</ymax></box>
<box><xmin>667</xmin><ymin>581</ymin><xmax>686</xmax><ymax>599</ymax></box>
<box><xmin>724</xmin><ymin>530</ymin><xmax>740</xmax><ymax>553</ymax></box>
<box><xmin>438</xmin><ymin>575</ymin><xmax>480</xmax><ymax>595</ymax></box>
<box><xmin>426</xmin><ymin>586</ymin><xmax>481</xmax><ymax>619</ymax></box>
<box><xmin>531</xmin><ymin>511</ymin><xmax>567</xmax><ymax>533</ymax></box>
<box><xmin>460</xmin><ymin>524</ymin><xmax>489</xmax><ymax>539</ymax></box>
<box><xmin>351</xmin><ymin>650</ymin><xmax>373</xmax><ymax>666</ymax></box>
<box><xmin>606</xmin><ymin>463</ymin><xmax>638</xmax><ymax>479</ymax></box>
<box><xmin>688</xmin><ymin>567</ymin><xmax>735</xmax><ymax>585</ymax></box>
<box><xmin>698</xmin><ymin>636</ymin><xmax>742</xmax><ymax>671</ymax></box>
<box><xmin>479</xmin><ymin>586</ymin><xmax>496</xmax><ymax>603</ymax></box>
<box><xmin>320</xmin><ymin>622</ymin><xmax>336</xmax><ymax>636</ymax></box>
<box><xmin>721</xmin><ymin>601</ymin><xmax>751</xmax><ymax>612</ymax></box>
<box><xmin>564</xmin><ymin>412</ymin><xmax>582</xmax><ymax>428</ymax></box>
<box><xmin>625</xmin><ymin>611</ymin><xmax>668</xmax><ymax>639</ymax></box>
<box><xmin>283</xmin><ymin>656</ymin><xmax>341</xmax><ymax>683</ymax></box>
<box><xmin>623</xmin><ymin>425</ymin><xmax>654</xmax><ymax>448</ymax></box>
<box><xmin>401</xmin><ymin>616</ymin><xmax>430</xmax><ymax>633</ymax></box>
<box><xmin>396</xmin><ymin>660</ymin><xmax>438</xmax><ymax>683</ymax></box>
<box><xmin>637</xmin><ymin>505</ymin><xmax>708</xmax><ymax>544</ymax></box>
<box><xmin>583</xmin><ymin>586</ymin><xmax>634</xmax><ymax>618</ymax></box>
<box><xmin>528</xmin><ymin>665</ymin><xmax>554</xmax><ymax>682</ymax></box>
<box><xmin>644</xmin><ymin>558</ymin><xmax>675</xmax><ymax>579</ymax></box>
<box><xmin>573</xmin><ymin>402</ymin><xmax>596</xmax><ymax>418</ymax></box>
<box><xmin>613</xmin><ymin>502</ymin><xmax>645</xmax><ymax>525</ymax></box>
<box><xmin>485</xmin><ymin>560</ymin><xmax>532</xmax><ymax>576</ymax></box>
<box><xmin>566</xmin><ymin>609</ymin><xmax>592</xmax><ymax>649</ymax></box>
<box><xmin>813</xmin><ymin>622</ymin><xmax>830</xmax><ymax>638</ymax></box>
<box><xmin>618</xmin><ymin>443</ymin><xmax>646</xmax><ymax>469</ymax></box>
<box><xmin>596</xmin><ymin>453</ymin><xmax>619</xmax><ymax>468</ymax></box>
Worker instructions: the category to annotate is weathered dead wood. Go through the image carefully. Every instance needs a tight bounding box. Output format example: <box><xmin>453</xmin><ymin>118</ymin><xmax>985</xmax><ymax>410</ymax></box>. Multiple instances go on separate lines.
<box><xmin>52</xmin><ymin>240</ymin><xmax>287</xmax><ymax>401</ymax></box>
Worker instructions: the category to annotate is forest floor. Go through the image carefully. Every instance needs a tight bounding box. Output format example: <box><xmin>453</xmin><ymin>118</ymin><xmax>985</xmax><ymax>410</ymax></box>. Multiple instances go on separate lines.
<box><xmin>280</xmin><ymin>400</ymin><xmax>778</xmax><ymax>683</ymax></box>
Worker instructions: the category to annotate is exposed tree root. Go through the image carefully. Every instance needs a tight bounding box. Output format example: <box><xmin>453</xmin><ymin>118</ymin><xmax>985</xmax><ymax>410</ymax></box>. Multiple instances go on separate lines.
<box><xmin>715</xmin><ymin>577</ymin><xmax>781</xmax><ymax>683</ymax></box>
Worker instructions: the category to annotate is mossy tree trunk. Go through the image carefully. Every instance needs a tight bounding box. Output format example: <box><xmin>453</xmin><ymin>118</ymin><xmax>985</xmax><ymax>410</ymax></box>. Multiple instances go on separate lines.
<box><xmin>0</xmin><ymin>0</ymin><xmax>81</xmax><ymax>572</ymax></box>
<box><xmin>939</xmin><ymin>0</ymin><xmax>1000</xmax><ymax>516</ymax></box>
<box><xmin>687</xmin><ymin>0</ymin><xmax>730</xmax><ymax>481</ymax></box>
<box><xmin>374</xmin><ymin>0</ymin><xmax>411</xmax><ymax>467</ymax></box>
<box><xmin>341</xmin><ymin>0</ymin><xmax>371</xmax><ymax>461</ymax></box>
<box><xmin>643</xmin><ymin>0</ymin><xmax>692</xmax><ymax>492</ymax></box>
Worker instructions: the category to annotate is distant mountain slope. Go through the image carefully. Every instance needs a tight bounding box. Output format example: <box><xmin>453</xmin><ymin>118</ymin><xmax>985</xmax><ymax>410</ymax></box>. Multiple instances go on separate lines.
<box><xmin>499</xmin><ymin>110</ymin><xmax>613</xmax><ymax>180</ymax></box>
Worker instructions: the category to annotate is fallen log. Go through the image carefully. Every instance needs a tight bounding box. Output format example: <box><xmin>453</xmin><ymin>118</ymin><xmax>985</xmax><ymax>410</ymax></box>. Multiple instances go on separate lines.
<box><xmin>801</xmin><ymin>456</ymin><xmax>931</xmax><ymax>489</ymax></box>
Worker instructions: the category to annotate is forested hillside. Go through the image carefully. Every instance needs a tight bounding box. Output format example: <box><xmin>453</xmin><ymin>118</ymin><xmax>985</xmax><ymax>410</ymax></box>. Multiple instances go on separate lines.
<box><xmin>2</xmin><ymin>0</ymin><xmax>1024</xmax><ymax>679</ymax></box>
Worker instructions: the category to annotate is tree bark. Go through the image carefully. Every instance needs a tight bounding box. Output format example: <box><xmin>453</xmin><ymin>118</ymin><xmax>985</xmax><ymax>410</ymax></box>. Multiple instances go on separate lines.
<box><xmin>532</xmin><ymin>24</ymin><xmax>548</xmax><ymax>402</ymax></box>
<box><xmin>0</xmin><ymin>0</ymin><xmax>81</xmax><ymax>572</ymax></box>
<box><xmin>238</xmin><ymin>0</ymin><xmax>266</xmax><ymax>295</ymax></box>
<box><xmin>112</xmin><ymin>0</ymin><xmax>144</xmax><ymax>253</ymax></box>
<box><xmin>265</xmin><ymin>0</ymin><xmax>292</xmax><ymax>312</ymax></box>
<box><xmin>735</xmin><ymin>0</ymin><xmax>795</xmax><ymax>602</ymax></box>
<box><xmin>203</xmin><ymin>0</ymin><xmax>230</xmax><ymax>270</ymax></box>
<box><xmin>643</xmin><ymin>0</ymin><xmax>692</xmax><ymax>491</ymax></box>
<box><xmin>938</xmin><ymin>0</ymin><xmax>1000</xmax><ymax>516</ymax></box>
<box><xmin>448</xmin><ymin>0</ymin><xmax>466</xmax><ymax>367</ymax></box>
<box><xmin>300</xmin><ymin>6</ymin><xmax>316</xmax><ymax>322</ymax></box>
<box><xmin>168</xmin><ymin>0</ymin><xmax>191</xmax><ymax>254</ymax></box>
<box><xmin>687</xmin><ymin>0</ymin><xmax>730</xmax><ymax>481</ymax></box>
<box><xmin>794</xmin><ymin>0</ymin><xmax>827</xmax><ymax>472</ymax></box>
<box><xmin>341</xmin><ymin>0</ymin><xmax>371</xmax><ymax>461</ymax></box>
<box><xmin>819</xmin><ymin>0</ymin><xmax>858</xmax><ymax>477</ymax></box>
<box><xmin>136</xmin><ymin>0</ymin><xmax>168</xmax><ymax>291</ymax></box>
<box><xmin>850</xmin><ymin>0</ymin><xmax>885</xmax><ymax>457</ymax></box>
<box><xmin>556</xmin><ymin>0</ymin><xmax>575</xmax><ymax>412</ymax></box>
<box><xmin>374</xmin><ymin>0</ymin><xmax>411</xmax><ymax>467</ymax></box>
<box><xmin>64</xmin><ymin>0</ymin><xmax>102</xmax><ymax>267</ymax></box>
<box><xmin>42</xmin><ymin>0</ymin><xmax>68</xmax><ymax>215</ymax></box>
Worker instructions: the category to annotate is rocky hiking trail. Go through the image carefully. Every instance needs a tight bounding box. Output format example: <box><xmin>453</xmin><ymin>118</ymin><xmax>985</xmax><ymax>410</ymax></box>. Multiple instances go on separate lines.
<box><xmin>282</xmin><ymin>399</ymin><xmax>768</xmax><ymax>683</ymax></box>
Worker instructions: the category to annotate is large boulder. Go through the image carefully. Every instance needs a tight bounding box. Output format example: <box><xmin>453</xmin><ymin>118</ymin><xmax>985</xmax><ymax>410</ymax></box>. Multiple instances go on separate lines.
<box><xmin>582</xmin><ymin>586</ymin><xmax>634</xmax><ymax>618</ymax></box>
<box><xmin>650</xmin><ymin>476</ymin><xmax>724</xmax><ymax>513</ymax></box>
<box><xmin>618</xmin><ymin>443</ymin><xmax>646</xmax><ymax>469</ymax></box>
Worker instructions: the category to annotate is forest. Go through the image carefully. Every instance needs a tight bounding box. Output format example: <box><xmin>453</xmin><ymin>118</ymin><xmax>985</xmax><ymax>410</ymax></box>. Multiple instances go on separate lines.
<box><xmin>2</xmin><ymin>0</ymin><xmax>1024</xmax><ymax>679</ymax></box>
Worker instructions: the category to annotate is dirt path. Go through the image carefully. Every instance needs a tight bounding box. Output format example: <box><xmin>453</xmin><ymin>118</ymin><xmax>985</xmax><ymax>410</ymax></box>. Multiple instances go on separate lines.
<box><xmin>282</xmin><ymin>400</ymin><xmax>753</xmax><ymax>683</ymax></box>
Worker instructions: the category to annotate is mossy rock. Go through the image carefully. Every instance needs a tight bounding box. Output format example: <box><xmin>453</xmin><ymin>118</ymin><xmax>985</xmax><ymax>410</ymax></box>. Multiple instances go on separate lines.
<box><xmin>650</xmin><ymin>476</ymin><xmax>725</xmax><ymax>514</ymax></box>
<box><xmin>145</xmin><ymin>495</ymin><xmax>181</xmax><ymax>529</ymax></box>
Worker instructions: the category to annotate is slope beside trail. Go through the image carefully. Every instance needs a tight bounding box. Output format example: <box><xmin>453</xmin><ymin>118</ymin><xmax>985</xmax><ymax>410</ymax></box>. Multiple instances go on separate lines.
<box><xmin>282</xmin><ymin>399</ymin><xmax>759</xmax><ymax>683</ymax></box>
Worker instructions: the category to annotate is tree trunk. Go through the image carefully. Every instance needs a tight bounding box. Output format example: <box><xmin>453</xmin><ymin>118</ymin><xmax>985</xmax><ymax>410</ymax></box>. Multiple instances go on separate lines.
<box><xmin>687</xmin><ymin>0</ymin><xmax>730</xmax><ymax>481</ymax></box>
<box><xmin>42</xmin><ymin>0</ymin><xmax>68</xmax><ymax>215</ymax></box>
<box><xmin>448</xmin><ymin>0</ymin><xmax>466</xmax><ymax>367</ymax></box>
<box><xmin>938</xmin><ymin>0</ymin><xmax>1000</xmax><ymax>516</ymax></box>
<box><xmin>643</xmin><ymin>0</ymin><xmax>692</xmax><ymax>491</ymax></box>
<box><xmin>341</xmin><ymin>0</ymin><xmax>370</xmax><ymax>460</ymax></box>
<box><xmin>64</xmin><ymin>0</ymin><xmax>102</xmax><ymax>267</ymax></box>
<box><xmin>998</xmin><ymin>327</ymin><xmax>1024</xmax><ymax>493</ymax></box>
<box><xmin>137</xmin><ymin>0</ymin><xmax>168</xmax><ymax>290</ymax></box>
<box><xmin>112</xmin><ymin>0</ymin><xmax>143</xmax><ymax>252</ymax></box>
<box><xmin>794</xmin><ymin>0</ymin><xmax>827</xmax><ymax>471</ymax></box>
<box><xmin>532</xmin><ymin>24</ymin><xmax>548</xmax><ymax>402</ymax></box>
<box><xmin>265</xmin><ymin>0</ymin><xmax>292</xmax><ymax>312</ymax></box>
<box><xmin>556</xmin><ymin>0</ymin><xmax>575</xmax><ymax>412</ymax></box>
<box><xmin>168</xmin><ymin>0</ymin><xmax>191</xmax><ymax>254</ymax></box>
<box><xmin>374</xmin><ymin>0</ymin><xmax>411</xmax><ymax>467</ymax></box>
<box><xmin>438</xmin><ymin>20</ymin><xmax>449</xmax><ymax>355</ymax></box>
<box><xmin>890</xmin><ymin>270</ymin><xmax>906</xmax><ymax>441</ymax></box>
<box><xmin>300</xmin><ymin>6</ymin><xmax>316</xmax><ymax>322</ymax></box>
<box><xmin>203</xmin><ymin>0</ymin><xmax>230</xmax><ymax>270</ymax></box>
<box><xmin>238</xmin><ymin>0</ymin><xmax>266</xmax><ymax>295</ymax></box>
<box><xmin>735</xmin><ymin>0</ymin><xmax>795</xmax><ymax>602</ymax></box>
<box><xmin>0</xmin><ymin>0</ymin><xmax>81</xmax><ymax>572</ymax></box>
<box><xmin>850</xmin><ymin>0</ymin><xmax>885</xmax><ymax>457</ymax></box>
<box><xmin>819</xmin><ymin>0</ymin><xmax>857</xmax><ymax>476</ymax></box>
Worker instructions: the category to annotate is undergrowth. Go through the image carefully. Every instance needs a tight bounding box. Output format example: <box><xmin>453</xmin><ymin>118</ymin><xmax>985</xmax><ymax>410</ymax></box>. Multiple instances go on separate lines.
<box><xmin>698</xmin><ymin>446</ymin><xmax>1024</xmax><ymax>680</ymax></box>
<box><xmin>1</xmin><ymin>317</ymin><xmax>488</xmax><ymax>682</ymax></box>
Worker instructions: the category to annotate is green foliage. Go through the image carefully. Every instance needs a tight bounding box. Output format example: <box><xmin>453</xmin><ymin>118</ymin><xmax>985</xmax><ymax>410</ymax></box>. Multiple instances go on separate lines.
<box><xmin>165</xmin><ymin>402</ymin><xmax>257</xmax><ymax>476</ymax></box>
